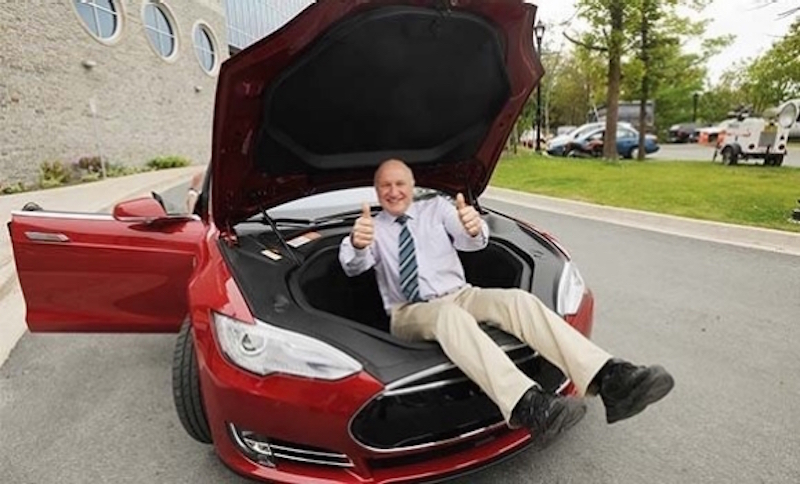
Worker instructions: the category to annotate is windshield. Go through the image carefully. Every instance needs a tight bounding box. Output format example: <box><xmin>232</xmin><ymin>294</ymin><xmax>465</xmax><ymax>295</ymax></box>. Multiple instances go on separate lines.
<box><xmin>262</xmin><ymin>186</ymin><xmax>442</xmax><ymax>222</ymax></box>
<box><xmin>571</xmin><ymin>124</ymin><xmax>602</xmax><ymax>139</ymax></box>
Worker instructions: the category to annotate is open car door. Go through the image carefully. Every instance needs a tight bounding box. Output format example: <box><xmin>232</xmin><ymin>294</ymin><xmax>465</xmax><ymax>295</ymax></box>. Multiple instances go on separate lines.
<box><xmin>8</xmin><ymin>197</ymin><xmax>205</xmax><ymax>333</ymax></box>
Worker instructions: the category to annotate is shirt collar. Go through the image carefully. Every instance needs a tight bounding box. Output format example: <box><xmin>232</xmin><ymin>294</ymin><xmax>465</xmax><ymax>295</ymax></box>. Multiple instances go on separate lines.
<box><xmin>378</xmin><ymin>201</ymin><xmax>417</xmax><ymax>223</ymax></box>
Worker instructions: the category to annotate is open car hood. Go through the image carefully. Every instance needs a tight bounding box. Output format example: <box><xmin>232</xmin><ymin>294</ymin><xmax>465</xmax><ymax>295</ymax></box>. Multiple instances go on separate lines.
<box><xmin>211</xmin><ymin>0</ymin><xmax>542</xmax><ymax>230</ymax></box>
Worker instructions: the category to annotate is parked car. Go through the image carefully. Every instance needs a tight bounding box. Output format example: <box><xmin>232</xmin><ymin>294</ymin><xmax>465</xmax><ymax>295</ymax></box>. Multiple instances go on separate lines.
<box><xmin>667</xmin><ymin>122</ymin><xmax>699</xmax><ymax>143</ymax></box>
<box><xmin>520</xmin><ymin>128</ymin><xmax>535</xmax><ymax>148</ymax></box>
<box><xmin>547</xmin><ymin>121</ymin><xmax>634</xmax><ymax>156</ymax></box>
<box><xmin>7</xmin><ymin>2</ymin><xmax>596</xmax><ymax>483</ymax></box>
<box><xmin>696</xmin><ymin>119</ymin><xmax>737</xmax><ymax>145</ymax></box>
<box><xmin>556</xmin><ymin>125</ymin><xmax>578</xmax><ymax>136</ymax></box>
<box><xmin>553</xmin><ymin>126</ymin><xmax>659</xmax><ymax>159</ymax></box>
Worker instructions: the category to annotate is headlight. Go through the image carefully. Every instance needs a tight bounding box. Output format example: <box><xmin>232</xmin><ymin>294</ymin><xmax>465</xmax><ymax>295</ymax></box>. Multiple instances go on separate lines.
<box><xmin>556</xmin><ymin>261</ymin><xmax>586</xmax><ymax>316</ymax></box>
<box><xmin>213</xmin><ymin>312</ymin><xmax>362</xmax><ymax>380</ymax></box>
<box><xmin>778</xmin><ymin>103</ymin><xmax>798</xmax><ymax>129</ymax></box>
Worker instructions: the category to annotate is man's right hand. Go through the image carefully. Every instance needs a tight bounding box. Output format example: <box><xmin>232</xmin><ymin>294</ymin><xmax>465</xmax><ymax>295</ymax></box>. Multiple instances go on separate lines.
<box><xmin>351</xmin><ymin>202</ymin><xmax>374</xmax><ymax>249</ymax></box>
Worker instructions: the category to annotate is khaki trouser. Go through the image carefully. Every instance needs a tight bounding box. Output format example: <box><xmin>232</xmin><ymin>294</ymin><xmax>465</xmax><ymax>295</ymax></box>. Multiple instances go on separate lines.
<box><xmin>390</xmin><ymin>286</ymin><xmax>612</xmax><ymax>422</ymax></box>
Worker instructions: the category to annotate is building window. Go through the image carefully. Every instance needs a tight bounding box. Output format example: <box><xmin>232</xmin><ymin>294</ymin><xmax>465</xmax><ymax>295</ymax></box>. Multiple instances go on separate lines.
<box><xmin>143</xmin><ymin>2</ymin><xmax>177</xmax><ymax>59</ymax></box>
<box><xmin>193</xmin><ymin>24</ymin><xmax>217</xmax><ymax>74</ymax></box>
<box><xmin>74</xmin><ymin>0</ymin><xmax>120</xmax><ymax>41</ymax></box>
<box><xmin>225</xmin><ymin>0</ymin><xmax>313</xmax><ymax>52</ymax></box>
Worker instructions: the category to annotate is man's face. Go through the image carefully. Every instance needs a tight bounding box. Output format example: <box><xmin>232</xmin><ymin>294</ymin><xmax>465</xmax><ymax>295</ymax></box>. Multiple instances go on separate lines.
<box><xmin>375</xmin><ymin>161</ymin><xmax>414</xmax><ymax>217</ymax></box>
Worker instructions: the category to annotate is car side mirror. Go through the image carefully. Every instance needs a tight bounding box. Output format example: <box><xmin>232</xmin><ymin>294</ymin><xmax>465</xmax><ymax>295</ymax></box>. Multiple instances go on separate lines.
<box><xmin>112</xmin><ymin>197</ymin><xmax>194</xmax><ymax>225</ymax></box>
<box><xmin>112</xmin><ymin>197</ymin><xmax>168</xmax><ymax>222</ymax></box>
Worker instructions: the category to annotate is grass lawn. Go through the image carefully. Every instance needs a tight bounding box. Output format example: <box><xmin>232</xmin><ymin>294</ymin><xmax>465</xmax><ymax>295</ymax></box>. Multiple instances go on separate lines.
<box><xmin>491</xmin><ymin>152</ymin><xmax>800</xmax><ymax>233</ymax></box>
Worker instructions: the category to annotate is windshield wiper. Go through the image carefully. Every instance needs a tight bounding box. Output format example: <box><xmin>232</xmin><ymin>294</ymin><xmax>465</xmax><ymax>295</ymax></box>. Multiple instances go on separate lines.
<box><xmin>246</xmin><ymin>207</ymin><xmax>373</xmax><ymax>228</ymax></box>
<box><xmin>259</xmin><ymin>207</ymin><xmax>302</xmax><ymax>266</ymax></box>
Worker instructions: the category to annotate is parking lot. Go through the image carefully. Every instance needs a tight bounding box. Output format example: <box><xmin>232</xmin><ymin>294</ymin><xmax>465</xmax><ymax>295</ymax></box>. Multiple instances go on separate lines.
<box><xmin>651</xmin><ymin>143</ymin><xmax>800</xmax><ymax>167</ymax></box>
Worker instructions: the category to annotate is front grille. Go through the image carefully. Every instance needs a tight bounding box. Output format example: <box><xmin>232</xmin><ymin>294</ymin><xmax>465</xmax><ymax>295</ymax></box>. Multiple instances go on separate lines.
<box><xmin>350</xmin><ymin>334</ymin><xmax>567</xmax><ymax>451</ymax></box>
<box><xmin>368</xmin><ymin>425</ymin><xmax>513</xmax><ymax>470</ymax></box>
<box><xmin>269</xmin><ymin>440</ymin><xmax>354</xmax><ymax>468</ymax></box>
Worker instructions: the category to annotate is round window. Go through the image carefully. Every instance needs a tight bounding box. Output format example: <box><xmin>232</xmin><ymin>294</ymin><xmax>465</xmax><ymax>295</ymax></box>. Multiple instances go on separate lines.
<box><xmin>74</xmin><ymin>0</ymin><xmax>120</xmax><ymax>41</ymax></box>
<box><xmin>193</xmin><ymin>24</ymin><xmax>217</xmax><ymax>73</ymax></box>
<box><xmin>143</xmin><ymin>2</ymin><xmax>177</xmax><ymax>59</ymax></box>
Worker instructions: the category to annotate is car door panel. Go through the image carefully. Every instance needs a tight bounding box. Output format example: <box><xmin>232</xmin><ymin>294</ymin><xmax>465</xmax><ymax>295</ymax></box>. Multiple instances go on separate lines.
<box><xmin>9</xmin><ymin>211</ymin><xmax>205</xmax><ymax>333</ymax></box>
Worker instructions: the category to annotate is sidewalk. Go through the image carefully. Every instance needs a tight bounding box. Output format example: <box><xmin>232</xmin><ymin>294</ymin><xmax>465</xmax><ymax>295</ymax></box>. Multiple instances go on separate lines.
<box><xmin>0</xmin><ymin>166</ymin><xmax>205</xmax><ymax>365</ymax></box>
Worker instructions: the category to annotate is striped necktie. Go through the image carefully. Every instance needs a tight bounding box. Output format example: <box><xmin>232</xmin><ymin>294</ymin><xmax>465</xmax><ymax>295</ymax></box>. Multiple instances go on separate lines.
<box><xmin>396</xmin><ymin>215</ymin><xmax>421</xmax><ymax>302</ymax></box>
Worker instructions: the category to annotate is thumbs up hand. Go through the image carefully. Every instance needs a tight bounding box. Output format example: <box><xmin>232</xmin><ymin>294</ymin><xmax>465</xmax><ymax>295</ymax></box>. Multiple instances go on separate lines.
<box><xmin>351</xmin><ymin>202</ymin><xmax>375</xmax><ymax>249</ymax></box>
<box><xmin>456</xmin><ymin>193</ymin><xmax>481</xmax><ymax>237</ymax></box>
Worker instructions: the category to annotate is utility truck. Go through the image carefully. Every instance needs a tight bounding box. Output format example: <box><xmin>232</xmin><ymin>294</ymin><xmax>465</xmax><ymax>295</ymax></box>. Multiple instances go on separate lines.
<box><xmin>714</xmin><ymin>100</ymin><xmax>800</xmax><ymax>166</ymax></box>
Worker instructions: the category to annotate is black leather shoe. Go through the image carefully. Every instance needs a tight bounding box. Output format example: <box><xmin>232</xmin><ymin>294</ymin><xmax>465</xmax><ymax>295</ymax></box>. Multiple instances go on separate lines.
<box><xmin>598</xmin><ymin>359</ymin><xmax>675</xmax><ymax>424</ymax></box>
<box><xmin>509</xmin><ymin>386</ymin><xmax>587</xmax><ymax>448</ymax></box>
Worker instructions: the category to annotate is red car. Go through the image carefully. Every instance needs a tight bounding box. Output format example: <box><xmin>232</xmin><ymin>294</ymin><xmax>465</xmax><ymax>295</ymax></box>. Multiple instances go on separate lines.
<box><xmin>8</xmin><ymin>1</ymin><xmax>596</xmax><ymax>482</ymax></box>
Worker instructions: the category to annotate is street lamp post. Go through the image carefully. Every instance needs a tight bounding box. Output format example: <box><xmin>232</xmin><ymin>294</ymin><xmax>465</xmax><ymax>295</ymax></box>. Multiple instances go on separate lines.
<box><xmin>692</xmin><ymin>92</ymin><xmax>700</xmax><ymax>123</ymax></box>
<box><xmin>534</xmin><ymin>21</ymin><xmax>546</xmax><ymax>152</ymax></box>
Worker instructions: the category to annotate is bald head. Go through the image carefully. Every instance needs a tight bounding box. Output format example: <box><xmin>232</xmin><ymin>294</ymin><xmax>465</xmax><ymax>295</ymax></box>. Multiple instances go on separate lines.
<box><xmin>374</xmin><ymin>159</ymin><xmax>415</xmax><ymax>217</ymax></box>
<box><xmin>374</xmin><ymin>159</ymin><xmax>414</xmax><ymax>186</ymax></box>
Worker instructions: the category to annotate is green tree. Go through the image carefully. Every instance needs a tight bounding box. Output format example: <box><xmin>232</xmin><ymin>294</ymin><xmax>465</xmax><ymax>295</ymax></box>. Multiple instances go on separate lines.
<box><xmin>547</xmin><ymin>47</ymin><xmax>607</xmax><ymax>128</ymax></box>
<box><xmin>741</xmin><ymin>18</ymin><xmax>800</xmax><ymax>112</ymax></box>
<box><xmin>567</xmin><ymin>0</ymin><xmax>632</xmax><ymax>159</ymax></box>
<box><xmin>698</xmin><ymin>63</ymin><xmax>750</xmax><ymax>122</ymax></box>
<box><xmin>622</xmin><ymin>0</ymin><xmax>732</xmax><ymax>141</ymax></box>
<box><xmin>567</xmin><ymin>0</ymin><xmax>729</xmax><ymax>151</ymax></box>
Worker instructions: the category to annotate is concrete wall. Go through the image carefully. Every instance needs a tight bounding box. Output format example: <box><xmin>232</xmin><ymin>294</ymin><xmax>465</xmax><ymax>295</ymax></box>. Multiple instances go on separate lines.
<box><xmin>0</xmin><ymin>0</ymin><xmax>228</xmax><ymax>184</ymax></box>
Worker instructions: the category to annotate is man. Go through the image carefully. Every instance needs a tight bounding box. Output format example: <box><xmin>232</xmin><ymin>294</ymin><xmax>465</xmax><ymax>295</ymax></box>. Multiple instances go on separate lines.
<box><xmin>185</xmin><ymin>172</ymin><xmax>204</xmax><ymax>213</ymax></box>
<box><xmin>339</xmin><ymin>159</ymin><xmax>674</xmax><ymax>447</ymax></box>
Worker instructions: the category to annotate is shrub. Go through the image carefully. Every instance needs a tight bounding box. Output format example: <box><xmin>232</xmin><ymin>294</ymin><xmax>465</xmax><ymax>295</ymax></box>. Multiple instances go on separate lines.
<box><xmin>38</xmin><ymin>160</ymin><xmax>72</xmax><ymax>188</ymax></box>
<box><xmin>76</xmin><ymin>155</ymin><xmax>104</xmax><ymax>174</ymax></box>
<box><xmin>1</xmin><ymin>182</ymin><xmax>28</xmax><ymax>195</ymax></box>
<box><xmin>106</xmin><ymin>163</ymin><xmax>141</xmax><ymax>178</ymax></box>
<box><xmin>146</xmin><ymin>155</ymin><xmax>191</xmax><ymax>170</ymax></box>
<box><xmin>80</xmin><ymin>172</ymin><xmax>102</xmax><ymax>183</ymax></box>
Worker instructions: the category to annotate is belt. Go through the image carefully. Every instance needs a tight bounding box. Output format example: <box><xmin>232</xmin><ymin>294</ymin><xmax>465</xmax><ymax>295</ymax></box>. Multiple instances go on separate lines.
<box><xmin>424</xmin><ymin>285</ymin><xmax>466</xmax><ymax>302</ymax></box>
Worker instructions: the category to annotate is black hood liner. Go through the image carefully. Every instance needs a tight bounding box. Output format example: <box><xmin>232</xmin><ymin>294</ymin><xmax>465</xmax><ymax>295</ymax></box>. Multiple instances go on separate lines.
<box><xmin>255</xmin><ymin>6</ymin><xmax>511</xmax><ymax>175</ymax></box>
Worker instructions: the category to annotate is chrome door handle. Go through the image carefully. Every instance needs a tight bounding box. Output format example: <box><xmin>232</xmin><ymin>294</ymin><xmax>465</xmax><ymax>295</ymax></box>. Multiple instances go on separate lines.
<box><xmin>25</xmin><ymin>232</ymin><xmax>70</xmax><ymax>243</ymax></box>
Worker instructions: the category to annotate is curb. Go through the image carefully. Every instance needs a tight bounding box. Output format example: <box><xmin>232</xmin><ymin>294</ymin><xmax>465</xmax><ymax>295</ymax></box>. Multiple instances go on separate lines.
<box><xmin>484</xmin><ymin>187</ymin><xmax>800</xmax><ymax>258</ymax></box>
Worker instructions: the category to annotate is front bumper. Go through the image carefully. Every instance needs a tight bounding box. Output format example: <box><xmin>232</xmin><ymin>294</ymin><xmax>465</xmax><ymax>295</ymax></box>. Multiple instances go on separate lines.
<box><xmin>192</xmin><ymin>298</ymin><xmax>594</xmax><ymax>483</ymax></box>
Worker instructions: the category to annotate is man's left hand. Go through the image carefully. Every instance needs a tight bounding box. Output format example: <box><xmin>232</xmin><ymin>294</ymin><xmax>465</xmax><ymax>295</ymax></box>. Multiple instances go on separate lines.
<box><xmin>456</xmin><ymin>193</ymin><xmax>481</xmax><ymax>237</ymax></box>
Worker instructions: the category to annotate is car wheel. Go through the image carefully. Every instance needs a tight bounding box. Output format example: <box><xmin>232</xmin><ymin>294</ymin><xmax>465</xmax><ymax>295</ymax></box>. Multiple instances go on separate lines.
<box><xmin>173</xmin><ymin>319</ymin><xmax>213</xmax><ymax>444</ymax></box>
<box><xmin>767</xmin><ymin>155</ymin><xmax>784</xmax><ymax>167</ymax></box>
<box><xmin>721</xmin><ymin>146</ymin><xmax>738</xmax><ymax>166</ymax></box>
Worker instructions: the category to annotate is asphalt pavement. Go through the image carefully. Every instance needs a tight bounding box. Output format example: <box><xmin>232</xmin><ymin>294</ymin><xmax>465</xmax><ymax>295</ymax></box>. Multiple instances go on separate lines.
<box><xmin>1</xmin><ymin>165</ymin><xmax>800</xmax><ymax>484</ymax></box>
<box><xmin>652</xmin><ymin>143</ymin><xmax>800</xmax><ymax>167</ymax></box>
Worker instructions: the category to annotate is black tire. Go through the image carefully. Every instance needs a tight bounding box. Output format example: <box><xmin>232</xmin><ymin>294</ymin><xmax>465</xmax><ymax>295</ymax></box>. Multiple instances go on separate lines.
<box><xmin>721</xmin><ymin>146</ymin><xmax>738</xmax><ymax>166</ymax></box>
<box><xmin>764</xmin><ymin>155</ymin><xmax>783</xmax><ymax>166</ymax></box>
<box><xmin>172</xmin><ymin>320</ymin><xmax>213</xmax><ymax>444</ymax></box>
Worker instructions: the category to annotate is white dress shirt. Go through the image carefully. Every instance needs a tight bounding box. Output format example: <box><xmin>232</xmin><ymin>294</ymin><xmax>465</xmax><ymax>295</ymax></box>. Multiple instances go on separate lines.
<box><xmin>339</xmin><ymin>196</ymin><xmax>489</xmax><ymax>312</ymax></box>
